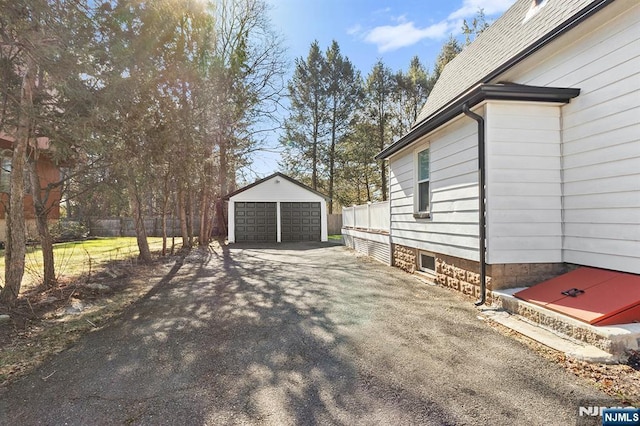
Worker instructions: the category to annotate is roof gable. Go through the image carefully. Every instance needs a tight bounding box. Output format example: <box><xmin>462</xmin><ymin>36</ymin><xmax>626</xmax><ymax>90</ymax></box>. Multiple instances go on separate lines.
<box><xmin>223</xmin><ymin>172</ymin><xmax>330</xmax><ymax>201</ymax></box>
<box><xmin>414</xmin><ymin>0</ymin><xmax>608</xmax><ymax>126</ymax></box>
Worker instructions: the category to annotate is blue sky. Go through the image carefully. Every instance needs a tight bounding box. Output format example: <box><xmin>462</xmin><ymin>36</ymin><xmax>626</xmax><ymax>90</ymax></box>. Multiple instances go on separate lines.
<box><xmin>248</xmin><ymin>0</ymin><xmax>515</xmax><ymax>177</ymax></box>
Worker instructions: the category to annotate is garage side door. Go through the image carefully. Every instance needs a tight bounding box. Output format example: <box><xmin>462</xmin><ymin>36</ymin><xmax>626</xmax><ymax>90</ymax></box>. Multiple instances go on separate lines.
<box><xmin>235</xmin><ymin>202</ymin><xmax>277</xmax><ymax>242</ymax></box>
<box><xmin>281</xmin><ymin>202</ymin><xmax>321</xmax><ymax>242</ymax></box>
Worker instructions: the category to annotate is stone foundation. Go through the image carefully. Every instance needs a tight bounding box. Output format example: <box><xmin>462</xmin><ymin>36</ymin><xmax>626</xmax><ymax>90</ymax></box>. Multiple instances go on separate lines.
<box><xmin>392</xmin><ymin>244</ymin><xmax>417</xmax><ymax>273</ymax></box>
<box><xmin>436</xmin><ymin>254</ymin><xmax>486</xmax><ymax>301</ymax></box>
<box><xmin>488</xmin><ymin>262</ymin><xmax>571</xmax><ymax>289</ymax></box>
<box><xmin>393</xmin><ymin>244</ymin><xmax>568</xmax><ymax>301</ymax></box>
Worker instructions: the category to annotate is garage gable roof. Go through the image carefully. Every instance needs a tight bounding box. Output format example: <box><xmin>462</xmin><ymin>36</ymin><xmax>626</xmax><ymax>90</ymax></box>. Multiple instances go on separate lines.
<box><xmin>222</xmin><ymin>172</ymin><xmax>330</xmax><ymax>201</ymax></box>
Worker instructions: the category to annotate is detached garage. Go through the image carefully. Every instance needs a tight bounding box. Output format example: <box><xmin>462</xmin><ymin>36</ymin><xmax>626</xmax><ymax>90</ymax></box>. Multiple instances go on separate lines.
<box><xmin>224</xmin><ymin>173</ymin><xmax>329</xmax><ymax>243</ymax></box>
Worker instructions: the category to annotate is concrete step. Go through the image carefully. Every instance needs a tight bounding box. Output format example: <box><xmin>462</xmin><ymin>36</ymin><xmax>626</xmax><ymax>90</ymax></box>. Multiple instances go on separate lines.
<box><xmin>479</xmin><ymin>307</ymin><xmax>618</xmax><ymax>363</ymax></box>
<box><xmin>486</xmin><ymin>288</ymin><xmax>640</xmax><ymax>363</ymax></box>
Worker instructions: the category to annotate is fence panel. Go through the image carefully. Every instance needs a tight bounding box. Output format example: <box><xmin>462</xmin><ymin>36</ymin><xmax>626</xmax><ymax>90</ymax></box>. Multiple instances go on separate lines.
<box><xmin>88</xmin><ymin>217</ymin><xmax>200</xmax><ymax>237</ymax></box>
<box><xmin>342</xmin><ymin>201</ymin><xmax>389</xmax><ymax>232</ymax></box>
<box><xmin>354</xmin><ymin>205</ymin><xmax>369</xmax><ymax>229</ymax></box>
<box><xmin>327</xmin><ymin>214</ymin><xmax>343</xmax><ymax>235</ymax></box>
<box><xmin>342</xmin><ymin>207</ymin><xmax>354</xmax><ymax>228</ymax></box>
<box><xmin>369</xmin><ymin>201</ymin><xmax>390</xmax><ymax>231</ymax></box>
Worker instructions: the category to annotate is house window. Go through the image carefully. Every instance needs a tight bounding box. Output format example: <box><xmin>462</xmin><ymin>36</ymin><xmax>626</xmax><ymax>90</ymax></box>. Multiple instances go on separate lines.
<box><xmin>419</xmin><ymin>252</ymin><xmax>436</xmax><ymax>275</ymax></box>
<box><xmin>416</xmin><ymin>148</ymin><xmax>430</xmax><ymax>213</ymax></box>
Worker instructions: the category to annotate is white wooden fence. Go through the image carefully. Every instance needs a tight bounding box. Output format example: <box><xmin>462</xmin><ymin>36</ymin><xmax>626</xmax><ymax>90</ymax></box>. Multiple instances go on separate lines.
<box><xmin>342</xmin><ymin>201</ymin><xmax>391</xmax><ymax>265</ymax></box>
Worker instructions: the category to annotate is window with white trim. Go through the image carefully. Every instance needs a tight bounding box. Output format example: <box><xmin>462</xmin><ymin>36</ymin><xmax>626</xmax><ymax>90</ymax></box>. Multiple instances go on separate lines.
<box><xmin>416</xmin><ymin>147</ymin><xmax>430</xmax><ymax>213</ymax></box>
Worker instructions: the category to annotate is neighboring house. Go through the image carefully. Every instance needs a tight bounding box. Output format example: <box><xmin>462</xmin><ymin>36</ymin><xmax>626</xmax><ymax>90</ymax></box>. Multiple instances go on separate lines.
<box><xmin>0</xmin><ymin>132</ymin><xmax>62</xmax><ymax>242</ymax></box>
<box><xmin>376</xmin><ymin>0</ymin><xmax>639</xmax><ymax>299</ymax></box>
<box><xmin>225</xmin><ymin>173</ymin><xmax>329</xmax><ymax>243</ymax></box>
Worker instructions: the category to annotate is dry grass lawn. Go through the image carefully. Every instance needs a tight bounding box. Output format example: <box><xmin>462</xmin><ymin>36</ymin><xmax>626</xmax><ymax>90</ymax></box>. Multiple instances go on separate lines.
<box><xmin>0</xmin><ymin>237</ymin><xmax>184</xmax><ymax>385</ymax></box>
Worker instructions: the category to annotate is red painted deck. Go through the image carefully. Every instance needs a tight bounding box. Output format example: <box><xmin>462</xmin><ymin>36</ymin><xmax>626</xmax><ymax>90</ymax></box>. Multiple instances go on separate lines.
<box><xmin>514</xmin><ymin>267</ymin><xmax>640</xmax><ymax>326</ymax></box>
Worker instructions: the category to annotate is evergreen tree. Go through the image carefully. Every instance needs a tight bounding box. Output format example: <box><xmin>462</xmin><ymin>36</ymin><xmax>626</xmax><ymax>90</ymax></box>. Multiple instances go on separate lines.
<box><xmin>393</xmin><ymin>56</ymin><xmax>433</xmax><ymax>134</ymax></box>
<box><xmin>324</xmin><ymin>41</ymin><xmax>362</xmax><ymax>213</ymax></box>
<box><xmin>364</xmin><ymin>60</ymin><xmax>396</xmax><ymax>201</ymax></box>
<box><xmin>462</xmin><ymin>9</ymin><xmax>490</xmax><ymax>46</ymax></box>
<box><xmin>433</xmin><ymin>35</ymin><xmax>462</xmax><ymax>81</ymax></box>
<box><xmin>280</xmin><ymin>41</ymin><xmax>328</xmax><ymax>190</ymax></box>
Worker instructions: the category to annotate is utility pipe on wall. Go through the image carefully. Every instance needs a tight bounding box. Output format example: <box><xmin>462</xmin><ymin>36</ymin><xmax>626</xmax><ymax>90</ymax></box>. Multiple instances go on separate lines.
<box><xmin>462</xmin><ymin>103</ymin><xmax>487</xmax><ymax>306</ymax></box>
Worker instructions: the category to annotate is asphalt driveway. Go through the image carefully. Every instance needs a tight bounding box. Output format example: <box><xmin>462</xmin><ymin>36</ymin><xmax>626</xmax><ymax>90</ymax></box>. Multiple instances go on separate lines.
<box><xmin>0</xmin><ymin>242</ymin><xmax>610</xmax><ymax>425</ymax></box>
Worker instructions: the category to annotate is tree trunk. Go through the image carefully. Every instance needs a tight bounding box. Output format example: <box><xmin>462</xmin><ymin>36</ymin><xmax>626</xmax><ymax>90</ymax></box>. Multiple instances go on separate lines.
<box><xmin>328</xmin><ymin>109</ymin><xmax>336</xmax><ymax>214</ymax></box>
<box><xmin>198</xmin><ymin>185</ymin><xmax>209</xmax><ymax>246</ymax></box>
<box><xmin>186</xmin><ymin>188</ymin><xmax>194</xmax><ymax>247</ymax></box>
<box><xmin>28</xmin><ymin>158</ymin><xmax>55</xmax><ymax>287</ymax></box>
<box><xmin>161</xmin><ymin>173</ymin><xmax>170</xmax><ymax>256</ymax></box>
<box><xmin>215</xmin><ymin>136</ymin><xmax>228</xmax><ymax>237</ymax></box>
<box><xmin>127</xmin><ymin>180</ymin><xmax>152</xmax><ymax>263</ymax></box>
<box><xmin>312</xmin><ymin>120</ymin><xmax>318</xmax><ymax>190</ymax></box>
<box><xmin>0</xmin><ymin>58</ymin><xmax>34</xmax><ymax>306</ymax></box>
<box><xmin>380</xmin><ymin>160</ymin><xmax>387</xmax><ymax>201</ymax></box>
<box><xmin>161</xmin><ymin>210</ymin><xmax>167</xmax><ymax>256</ymax></box>
<box><xmin>378</xmin><ymin>117</ymin><xmax>387</xmax><ymax>201</ymax></box>
<box><xmin>177</xmin><ymin>186</ymin><xmax>190</xmax><ymax>249</ymax></box>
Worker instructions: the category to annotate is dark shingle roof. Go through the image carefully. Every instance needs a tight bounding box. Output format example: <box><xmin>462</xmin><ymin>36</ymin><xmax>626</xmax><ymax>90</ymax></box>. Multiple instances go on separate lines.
<box><xmin>414</xmin><ymin>0</ymin><xmax>607</xmax><ymax>127</ymax></box>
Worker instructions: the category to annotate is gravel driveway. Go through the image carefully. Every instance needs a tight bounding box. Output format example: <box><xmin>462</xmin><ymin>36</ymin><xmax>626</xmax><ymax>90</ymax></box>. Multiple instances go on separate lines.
<box><xmin>0</xmin><ymin>242</ymin><xmax>610</xmax><ymax>425</ymax></box>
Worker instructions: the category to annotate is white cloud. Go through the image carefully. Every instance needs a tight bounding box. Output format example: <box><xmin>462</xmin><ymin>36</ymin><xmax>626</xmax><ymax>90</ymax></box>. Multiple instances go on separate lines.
<box><xmin>364</xmin><ymin>21</ymin><xmax>453</xmax><ymax>52</ymax></box>
<box><xmin>361</xmin><ymin>0</ymin><xmax>515</xmax><ymax>52</ymax></box>
<box><xmin>347</xmin><ymin>24</ymin><xmax>362</xmax><ymax>36</ymax></box>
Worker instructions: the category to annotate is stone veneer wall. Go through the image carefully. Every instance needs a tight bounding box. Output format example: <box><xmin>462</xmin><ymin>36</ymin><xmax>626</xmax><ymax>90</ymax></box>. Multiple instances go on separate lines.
<box><xmin>436</xmin><ymin>254</ymin><xmax>484</xmax><ymax>300</ymax></box>
<box><xmin>393</xmin><ymin>244</ymin><xmax>417</xmax><ymax>273</ymax></box>
<box><xmin>393</xmin><ymin>244</ymin><xmax>568</xmax><ymax>300</ymax></box>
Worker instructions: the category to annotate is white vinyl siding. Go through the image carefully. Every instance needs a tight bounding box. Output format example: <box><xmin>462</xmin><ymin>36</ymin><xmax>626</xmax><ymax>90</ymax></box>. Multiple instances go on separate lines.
<box><xmin>485</xmin><ymin>101</ymin><xmax>563</xmax><ymax>264</ymax></box>
<box><xmin>499</xmin><ymin>1</ymin><xmax>640</xmax><ymax>273</ymax></box>
<box><xmin>389</xmin><ymin>115</ymin><xmax>479</xmax><ymax>261</ymax></box>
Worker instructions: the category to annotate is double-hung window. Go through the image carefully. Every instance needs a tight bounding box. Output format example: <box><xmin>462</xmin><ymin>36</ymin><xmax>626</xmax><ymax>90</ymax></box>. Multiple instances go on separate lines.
<box><xmin>416</xmin><ymin>147</ymin><xmax>430</xmax><ymax>214</ymax></box>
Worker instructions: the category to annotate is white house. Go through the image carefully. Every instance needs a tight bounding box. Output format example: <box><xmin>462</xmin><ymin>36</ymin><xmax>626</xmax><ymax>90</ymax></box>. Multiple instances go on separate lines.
<box><xmin>376</xmin><ymin>0</ymin><xmax>640</xmax><ymax>302</ymax></box>
<box><xmin>225</xmin><ymin>173</ymin><xmax>329</xmax><ymax>243</ymax></box>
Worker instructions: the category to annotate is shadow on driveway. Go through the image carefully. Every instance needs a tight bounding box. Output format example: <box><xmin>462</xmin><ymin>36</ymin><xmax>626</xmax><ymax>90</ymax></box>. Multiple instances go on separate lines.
<box><xmin>0</xmin><ymin>243</ymin><xmax>610</xmax><ymax>425</ymax></box>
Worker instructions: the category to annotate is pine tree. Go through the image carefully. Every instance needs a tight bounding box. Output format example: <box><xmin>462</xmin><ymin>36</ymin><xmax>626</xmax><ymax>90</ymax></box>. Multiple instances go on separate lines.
<box><xmin>281</xmin><ymin>41</ymin><xmax>328</xmax><ymax>190</ymax></box>
<box><xmin>433</xmin><ymin>35</ymin><xmax>462</xmax><ymax>81</ymax></box>
<box><xmin>324</xmin><ymin>41</ymin><xmax>362</xmax><ymax>213</ymax></box>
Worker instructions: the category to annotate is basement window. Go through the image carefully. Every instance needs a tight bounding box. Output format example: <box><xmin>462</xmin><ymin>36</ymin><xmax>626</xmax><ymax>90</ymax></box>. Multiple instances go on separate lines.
<box><xmin>418</xmin><ymin>251</ymin><xmax>436</xmax><ymax>275</ymax></box>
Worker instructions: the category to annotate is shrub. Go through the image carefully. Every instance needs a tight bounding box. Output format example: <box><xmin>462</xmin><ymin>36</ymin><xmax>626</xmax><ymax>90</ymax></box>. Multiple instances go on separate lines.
<box><xmin>49</xmin><ymin>220</ymin><xmax>89</xmax><ymax>243</ymax></box>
